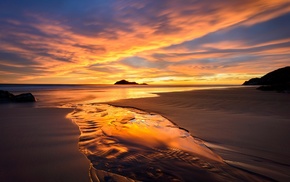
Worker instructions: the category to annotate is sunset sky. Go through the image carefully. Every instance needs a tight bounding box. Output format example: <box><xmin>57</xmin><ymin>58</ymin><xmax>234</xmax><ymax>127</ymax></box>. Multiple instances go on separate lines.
<box><xmin>0</xmin><ymin>0</ymin><xmax>290</xmax><ymax>84</ymax></box>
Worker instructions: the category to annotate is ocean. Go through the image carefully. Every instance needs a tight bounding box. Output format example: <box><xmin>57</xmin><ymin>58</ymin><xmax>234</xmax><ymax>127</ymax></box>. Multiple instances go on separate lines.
<box><xmin>0</xmin><ymin>84</ymin><xmax>238</xmax><ymax>107</ymax></box>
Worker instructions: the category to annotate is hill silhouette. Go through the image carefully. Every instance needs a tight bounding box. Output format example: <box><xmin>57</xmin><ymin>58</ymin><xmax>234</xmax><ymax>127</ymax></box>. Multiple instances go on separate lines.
<box><xmin>243</xmin><ymin>66</ymin><xmax>290</xmax><ymax>92</ymax></box>
<box><xmin>114</xmin><ymin>80</ymin><xmax>147</xmax><ymax>85</ymax></box>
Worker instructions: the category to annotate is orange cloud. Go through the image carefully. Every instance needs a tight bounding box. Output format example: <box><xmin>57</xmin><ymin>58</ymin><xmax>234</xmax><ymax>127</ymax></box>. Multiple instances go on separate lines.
<box><xmin>0</xmin><ymin>0</ymin><xmax>290</xmax><ymax>84</ymax></box>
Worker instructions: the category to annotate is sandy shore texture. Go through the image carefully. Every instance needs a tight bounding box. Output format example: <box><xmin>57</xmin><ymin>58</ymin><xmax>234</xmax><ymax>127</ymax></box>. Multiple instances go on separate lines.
<box><xmin>0</xmin><ymin>107</ymin><xmax>90</xmax><ymax>182</ymax></box>
<box><xmin>109</xmin><ymin>87</ymin><xmax>290</xmax><ymax>181</ymax></box>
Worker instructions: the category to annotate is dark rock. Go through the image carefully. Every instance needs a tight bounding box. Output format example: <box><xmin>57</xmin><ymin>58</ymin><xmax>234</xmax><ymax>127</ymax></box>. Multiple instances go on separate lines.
<box><xmin>257</xmin><ymin>83</ymin><xmax>290</xmax><ymax>93</ymax></box>
<box><xmin>13</xmin><ymin>93</ymin><xmax>36</xmax><ymax>102</ymax></box>
<box><xmin>259</xmin><ymin>66</ymin><xmax>290</xmax><ymax>85</ymax></box>
<box><xmin>242</xmin><ymin>78</ymin><xmax>261</xmax><ymax>85</ymax></box>
<box><xmin>0</xmin><ymin>90</ymin><xmax>15</xmax><ymax>102</ymax></box>
<box><xmin>243</xmin><ymin>66</ymin><xmax>290</xmax><ymax>92</ymax></box>
<box><xmin>243</xmin><ymin>66</ymin><xmax>290</xmax><ymax>85</ymax></box>
<box><xmin>0</xmin><ymin>90</ymin><xmax>36</xmax><ymax>103</ymax></box>
<box><xmin>114</xmin><ymin>80</ymin><xmax>147</xmax><ymax>85</ymax></box>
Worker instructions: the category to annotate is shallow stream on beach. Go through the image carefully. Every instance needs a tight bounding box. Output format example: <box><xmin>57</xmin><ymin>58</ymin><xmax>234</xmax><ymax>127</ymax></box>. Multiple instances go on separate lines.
<box><xmin>67</xmin><ymin>103</ymin><xmax>270</xmax><ymax>182</ymax></box>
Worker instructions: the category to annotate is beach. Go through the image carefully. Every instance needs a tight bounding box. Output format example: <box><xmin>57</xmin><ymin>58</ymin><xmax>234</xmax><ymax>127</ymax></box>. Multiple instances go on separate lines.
<box><xmin>109</xmin><ymin>87</ymin><xmax>290</xmax><ymax>181</ymax></box>
<box><xmin>1</xmin><ymin>86</ymin><xmax>289</xmax><ymax>181</ymax></box>
<box><xmin>0</xmin><ymin>107</ymin><xmax>91</xmax><ymax>182</ymax></box>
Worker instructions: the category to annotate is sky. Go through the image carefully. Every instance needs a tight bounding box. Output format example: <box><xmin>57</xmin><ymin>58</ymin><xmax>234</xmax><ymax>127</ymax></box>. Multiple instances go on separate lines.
<box><xmin>0</xmin><ymin>0</ymin><xmax>290</xmax><ymax>85</ymax></box>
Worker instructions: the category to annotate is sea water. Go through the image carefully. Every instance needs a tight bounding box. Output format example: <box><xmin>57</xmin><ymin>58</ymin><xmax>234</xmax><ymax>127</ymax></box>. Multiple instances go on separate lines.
<box><xmin>0</xmin><ymin>84</ymin><xmax>236</xmax><ymax>107</ymax></box>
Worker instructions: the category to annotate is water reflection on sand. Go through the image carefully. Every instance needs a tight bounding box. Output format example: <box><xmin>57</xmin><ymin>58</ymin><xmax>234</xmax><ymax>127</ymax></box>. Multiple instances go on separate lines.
<box><xmin>67</xmin><ymin>104</ymin><xmax>268</xmax><ymax>182</ymax></box>
<box><xmin>29</xmin><ymin>85</ymin><xmax>234</xmax><ymax>107</ymax></box>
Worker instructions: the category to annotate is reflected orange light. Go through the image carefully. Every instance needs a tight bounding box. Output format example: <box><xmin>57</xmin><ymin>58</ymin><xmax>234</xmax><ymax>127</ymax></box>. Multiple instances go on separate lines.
<box><xmin>67</xmin><ymin>104</ymin><xmax>223</xmax><ymax>162</ymax></box>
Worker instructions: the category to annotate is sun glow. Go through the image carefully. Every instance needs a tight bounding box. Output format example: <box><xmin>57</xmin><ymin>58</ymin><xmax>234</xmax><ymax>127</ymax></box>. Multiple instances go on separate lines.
<box><xmin>0</xmin><ymin>1</ymin><xmax>290</xmax><ymax>84</ymax></box>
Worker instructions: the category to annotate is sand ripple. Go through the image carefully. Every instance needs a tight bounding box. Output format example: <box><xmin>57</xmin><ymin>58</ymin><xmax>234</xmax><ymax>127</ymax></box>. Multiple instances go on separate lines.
<box><xmin>67</xmin><ymin>104</ymin><xmax>271</xmax><ymax>182</ymax></box>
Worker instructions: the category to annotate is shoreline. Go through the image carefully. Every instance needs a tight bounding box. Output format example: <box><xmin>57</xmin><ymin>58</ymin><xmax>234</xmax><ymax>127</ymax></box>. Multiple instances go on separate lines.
<box><xmin>108</xmin><ymin>87</ymin><xmax>290</xmax><ymax>181</ymax></box>
<box><xmin>68</xmin><ymin>103</ymin><xmax>272</xmax><ymax>181</ymax></box>
<box><xmin>1</xmin><ymin>86</ymin><xmax>289</xmax><ymax>181</ymax></box>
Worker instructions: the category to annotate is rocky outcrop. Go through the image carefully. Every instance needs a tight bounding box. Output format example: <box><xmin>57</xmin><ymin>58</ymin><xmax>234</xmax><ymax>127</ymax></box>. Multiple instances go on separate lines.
<box><xmin>0</xmin><ymin>90</ymin><xmax>15</xmax><ymax>102</ymax></box>
<box><xmin>243</xmin><ymin>66</ymin><xmax>290</xmax><ymax>85</ymax></box>
<box><xmin>114</xmin><ymin>80</ymin><xmax>147</xmax><ymax>85</ymax></box>
<box><xmin>14</xmin><ymin>93</ymin><xmax>36</xmax><ymax>102</ymax></box>
<box><xmin>257</xmin><ymin>83</ymin><xmax>290</xmax><ymax>93</ymax></box>
<box><xmin>0</xmin><ymin>90</ymin><xmax>36</xmax><ymax>103</ymax></box>
<box><xmin>114</xmin><ymin>80</ymin><xmax>138</xmax><ymax>85</ymax></box>
<box><xmin>243</xmin><ymin>78</ymin><xmax>261</xmax><ymax>85</ymax></box>
<box><xmin>243</xmin><ymin>66</ymin><xmax>290</xmax><ymax>92</ymax></box>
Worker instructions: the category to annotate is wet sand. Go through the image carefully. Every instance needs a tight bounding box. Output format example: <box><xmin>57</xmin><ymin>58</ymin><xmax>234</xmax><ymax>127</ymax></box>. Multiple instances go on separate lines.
<box><xmin>1</xmin><ymin>87</ymin><xmax>289</xmax><ymax>181</ymax></box>
<box><xmin>68</xmin><ymin>103</ymin><xmax>274</xmax><ymax>181</ymax></box>
<box><xmin>109</xmin><ymin>87</ymin><xmax>290</xmax><ymax>181</ymax></box>
<box><xmin>0</xmin><ymin>107</ymin><xmax>90</xmax><ymax>182</ymax></box>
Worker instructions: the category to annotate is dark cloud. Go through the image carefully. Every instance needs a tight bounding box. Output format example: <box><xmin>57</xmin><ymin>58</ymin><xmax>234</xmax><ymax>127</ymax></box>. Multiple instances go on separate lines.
<box><xmin>154</xmin><ymin>12</ymin><xmax>290</xmax><ymax>74</ymax></box>
<box><xmin>0</xmin><ymin>33</ymin><xmax>74</xmax><ymax>64</ymax></box>
<box><xmin>0</xmin><ymin>51</ymin><xmax>35</xmax><ymax>66</ymax></box>
<box><xmin>0</xmin><ymin>0</ymin><xmax>132</xmax><ymax>38</ymax></box>
<box><xmin>120</xmin><ymin>56</ymin><xmax>170</xmax><ymax>69</ymax></box>
<box><xmin>0</xmin><ymin>63</ymin><xmax>49</xmax><ymax>75</ymax></box>
<box><xmin>167</xmin><ymin>12</ymin><xmax>290</xmax><ymax>51</ymax></box>
<box><xmin>74</xmin><ymin>44</ymin><xmax>106</xmax><ymax>54</ymax></box>
<box><xmin>164</xmin><ymin>41</ymin><xmax>290</xmax><ymax>58</ymax></box>
<box><xmin>88</xmin><ymin>63</ymin><xmax>123</xmax><ymax>73</ymax></box>
<box><xmin>152</xmin><ymin>15</ymin><xmax>182</xmax><ymax>35</ymax></box>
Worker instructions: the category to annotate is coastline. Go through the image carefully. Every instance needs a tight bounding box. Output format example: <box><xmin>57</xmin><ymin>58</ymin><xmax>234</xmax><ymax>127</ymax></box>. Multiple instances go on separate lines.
<box><xmin>108</xmin><ymin>87</ymin><xmax>290</xmax><ymax>181</ymax></box>
<box><xmin>0</xmin><ymin>107</ymin><xmax>91</xmax><ymax>182</ymax></box>
<box><xmin>1</xmin><ymin>86</ymin><xmax>289</xmax><ymax>181</ymax></box>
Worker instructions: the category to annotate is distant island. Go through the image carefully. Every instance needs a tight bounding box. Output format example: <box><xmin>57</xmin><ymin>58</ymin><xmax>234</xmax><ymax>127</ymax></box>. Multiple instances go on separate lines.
<box><xmin>243</xmin><ymin>66</ymin><xmax>290</xmax><ymax>92</ymax></box>
<box><xmin>114</xmin><ymin>79</ymin><xmax>148</xmax><ymax>85</ymax></box>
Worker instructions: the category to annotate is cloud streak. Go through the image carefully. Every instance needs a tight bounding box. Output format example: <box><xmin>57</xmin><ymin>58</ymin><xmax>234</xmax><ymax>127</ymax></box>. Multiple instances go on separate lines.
<box><xmin>0</xmin><ymin>0</ymin><xmax>290</xmax><ymax>84</ymax></box>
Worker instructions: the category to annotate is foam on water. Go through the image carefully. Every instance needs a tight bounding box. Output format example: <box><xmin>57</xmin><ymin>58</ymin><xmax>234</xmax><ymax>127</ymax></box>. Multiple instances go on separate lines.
<box><xmin>67</xmin><ymin>104</ymin><xmax>270</xmax><ymax>182</ymax></box>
